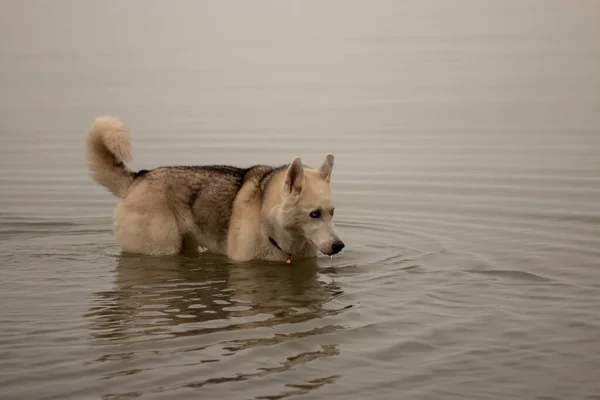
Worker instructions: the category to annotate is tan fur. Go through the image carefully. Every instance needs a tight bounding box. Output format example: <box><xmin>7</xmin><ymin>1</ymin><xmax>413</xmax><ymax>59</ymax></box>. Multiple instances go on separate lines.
<box><xmin>86</xmin><ymin>115</ymin><xmax>344</xmax><ymax>261</ymax></box>
<box><xmin>86</xmin><ymin>116</ymin><xmax>133</xmax><ymax>198</ymax></box>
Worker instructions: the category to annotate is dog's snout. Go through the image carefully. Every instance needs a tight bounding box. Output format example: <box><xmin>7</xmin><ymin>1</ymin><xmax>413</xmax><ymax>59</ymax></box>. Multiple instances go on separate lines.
<box><xmin>331</xmin><ymin>240</ymin><xmax>345</xmax><ymax>255</ymax></box>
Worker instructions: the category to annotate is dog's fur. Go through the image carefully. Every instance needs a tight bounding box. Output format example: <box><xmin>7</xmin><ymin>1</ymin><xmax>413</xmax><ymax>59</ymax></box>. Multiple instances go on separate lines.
<box><xmin>86</xmin><ymin>116</ymin><xmax>344</xmax><ymax>261</ymax></box>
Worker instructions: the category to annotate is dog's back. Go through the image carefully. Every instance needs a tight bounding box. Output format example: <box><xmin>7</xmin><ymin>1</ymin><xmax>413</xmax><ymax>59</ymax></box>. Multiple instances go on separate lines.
<box><xmin>126</xmin><ymin>165</ymin><xmax>274</xmax><ymax>250</ymax></box>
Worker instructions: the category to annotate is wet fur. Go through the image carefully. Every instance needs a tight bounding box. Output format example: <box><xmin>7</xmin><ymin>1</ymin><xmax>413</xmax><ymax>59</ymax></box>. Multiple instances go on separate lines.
<box><xmin>86</xmin><ymin>116</ymin><xmax>343</xmax><ymax>261</ymax></box>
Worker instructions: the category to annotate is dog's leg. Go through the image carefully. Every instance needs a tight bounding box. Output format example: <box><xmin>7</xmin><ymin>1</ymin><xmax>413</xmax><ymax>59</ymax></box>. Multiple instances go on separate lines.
<box><xmin>113</xmin><ymin>201</ymin><xmax>182</xmax><ymax>256</ymax></box>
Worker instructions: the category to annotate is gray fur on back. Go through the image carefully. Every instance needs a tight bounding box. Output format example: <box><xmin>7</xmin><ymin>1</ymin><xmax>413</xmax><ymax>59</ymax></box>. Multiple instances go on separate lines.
<box><xmin>129</xmin><ymin>164</ymin><xmax>284</xmax><ymax>247</ymax></box>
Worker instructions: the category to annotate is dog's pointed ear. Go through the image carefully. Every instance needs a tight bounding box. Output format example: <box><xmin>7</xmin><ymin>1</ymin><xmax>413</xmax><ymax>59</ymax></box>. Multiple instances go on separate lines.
<box><xmin>318</xmin><ymin>153</ymin><xmax>334</xmax><ymax>182</ymax></box>
<box><xmin>285</xmin><ymin>157</ymin><xmax>304</xmax><ymax>195</ymax></box>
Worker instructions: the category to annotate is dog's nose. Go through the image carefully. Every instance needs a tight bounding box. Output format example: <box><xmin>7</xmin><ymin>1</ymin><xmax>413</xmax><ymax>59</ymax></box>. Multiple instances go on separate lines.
<box><xmin>331</xmin><ymin>240</ymin><xmax>345</xmax><ymax>255</ymax></box>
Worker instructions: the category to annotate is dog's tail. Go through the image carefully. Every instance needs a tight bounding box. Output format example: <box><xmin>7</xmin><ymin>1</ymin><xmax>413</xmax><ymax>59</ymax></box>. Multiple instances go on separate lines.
<box><xmin>86</xmin><ymin>115</ymin><xmax>134</xmax><ymax>198</ymax></box>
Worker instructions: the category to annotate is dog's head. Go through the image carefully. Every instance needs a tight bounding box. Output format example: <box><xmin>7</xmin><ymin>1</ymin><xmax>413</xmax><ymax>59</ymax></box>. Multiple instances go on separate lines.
<box><xmin>279</xmin><ymin>154</ymin><xmax>345</xmax><ymax>256</ymax></box>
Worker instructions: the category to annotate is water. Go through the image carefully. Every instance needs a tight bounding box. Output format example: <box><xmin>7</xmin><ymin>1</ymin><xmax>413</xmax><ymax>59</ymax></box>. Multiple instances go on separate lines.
<box><xmin>1</xmin><ymin>1</ymin><xmax>599</xmax><ymax>399</ymax></box>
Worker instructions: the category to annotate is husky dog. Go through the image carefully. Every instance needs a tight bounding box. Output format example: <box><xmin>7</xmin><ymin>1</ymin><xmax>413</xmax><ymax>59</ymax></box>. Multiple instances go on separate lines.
<box><xmin>86</xmin><ymin>116</ymin><xmax>345</xmax><ymax>261</ymax></box>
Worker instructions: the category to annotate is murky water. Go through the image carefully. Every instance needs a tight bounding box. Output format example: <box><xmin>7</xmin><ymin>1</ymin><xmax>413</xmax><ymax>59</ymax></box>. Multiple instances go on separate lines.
<box><xmin>1</xmin><ymin>1</ymin><xmax>600</xmax><ymax>399</ymax></box>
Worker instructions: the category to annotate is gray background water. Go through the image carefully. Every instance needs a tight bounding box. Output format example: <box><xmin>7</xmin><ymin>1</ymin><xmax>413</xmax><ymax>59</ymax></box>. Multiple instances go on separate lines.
<box><xmin>1</xmin><ymin>1</ymin><xmax>599</xmax><ymax>399</ymax></box>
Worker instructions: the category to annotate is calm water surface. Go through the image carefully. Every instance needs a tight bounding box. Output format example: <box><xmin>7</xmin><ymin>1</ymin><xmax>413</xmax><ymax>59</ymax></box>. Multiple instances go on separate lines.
<box><xmin>1</xmin><ymin>1</ymin><xmax>600</xmax><ymax>399</ymax></box>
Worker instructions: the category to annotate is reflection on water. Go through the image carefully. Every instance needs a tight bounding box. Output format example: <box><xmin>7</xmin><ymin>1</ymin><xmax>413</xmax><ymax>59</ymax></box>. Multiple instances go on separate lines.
<box><xmin>83</xmin><ymin>254</ymin><xmax>348</xmax><ymax>397</ymax></box>
<box><xmin>88</xmin><ymin>254</ymin><xmax>345</xmax><ymax>342</ymax></box>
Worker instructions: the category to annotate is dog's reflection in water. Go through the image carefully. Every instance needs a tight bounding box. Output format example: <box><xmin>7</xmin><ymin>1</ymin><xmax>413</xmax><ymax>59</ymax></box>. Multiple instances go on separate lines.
<box><xmin>86</xmin><ymin>253</ymin><xmax>343</xmax><ymax>342</ymax></box>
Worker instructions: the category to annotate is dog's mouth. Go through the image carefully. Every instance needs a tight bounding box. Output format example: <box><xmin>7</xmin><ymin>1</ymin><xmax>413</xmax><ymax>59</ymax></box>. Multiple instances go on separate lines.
<box><xmin>314</xmin><ymin>240</ymin><xmax>345</xmax><ymax>257</ymax></box>
<box><xmin>310</xmin><ymin>241</ymin><xmax>330</xmax><ymax>257</ymax></box>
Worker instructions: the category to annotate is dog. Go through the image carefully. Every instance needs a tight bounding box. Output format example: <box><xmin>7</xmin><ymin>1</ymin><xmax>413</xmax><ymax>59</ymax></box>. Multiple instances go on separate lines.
<box><xmin>86</xmin><ymin>116</ymin><xmax>345</xmax><ymax>261</ymax></box>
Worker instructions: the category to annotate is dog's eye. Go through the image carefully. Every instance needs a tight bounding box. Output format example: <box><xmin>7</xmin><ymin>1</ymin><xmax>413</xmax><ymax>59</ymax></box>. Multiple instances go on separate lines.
<box><xmin>331</xmin><ymin>208</ymin><xmax>335</xmax><ymax>216</ymax></box>
<box><xmin>309</xmin><ymin>210</ymin><xmax>321</xmax><ymax>219</ymax></box>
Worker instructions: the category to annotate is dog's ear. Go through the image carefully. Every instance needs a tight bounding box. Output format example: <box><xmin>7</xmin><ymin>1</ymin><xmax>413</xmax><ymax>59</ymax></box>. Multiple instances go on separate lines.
<box><xmin>285</xmin><ymin>157</ymin><xmax>304</xmax><ymax>195</ymax></box>
<box><xmin>318</xmin><ymin>153</ymin><xmax>334</xmax><ymax>182</ymax></box>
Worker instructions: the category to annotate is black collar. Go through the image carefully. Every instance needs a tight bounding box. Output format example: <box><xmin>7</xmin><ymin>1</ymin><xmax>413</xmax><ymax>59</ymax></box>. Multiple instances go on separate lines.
<box><xmin>269</xmin><ymin>237</ymin><xmax>293</xmax><ymax>264</ymax></box>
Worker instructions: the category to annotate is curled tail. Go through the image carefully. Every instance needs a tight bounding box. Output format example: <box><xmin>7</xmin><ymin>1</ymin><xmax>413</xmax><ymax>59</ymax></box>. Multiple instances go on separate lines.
<box><xmin>86</xmin><ymin>115</ymin><xmax>134</xmax><ymax>198</ymax></box>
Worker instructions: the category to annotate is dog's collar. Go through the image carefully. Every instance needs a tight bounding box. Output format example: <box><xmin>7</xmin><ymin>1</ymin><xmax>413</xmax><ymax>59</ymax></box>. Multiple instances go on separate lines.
<box><xmin>268</xmin><ymin>237</ymin><xmax>293</xmax><ymax>264</ymax></box>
